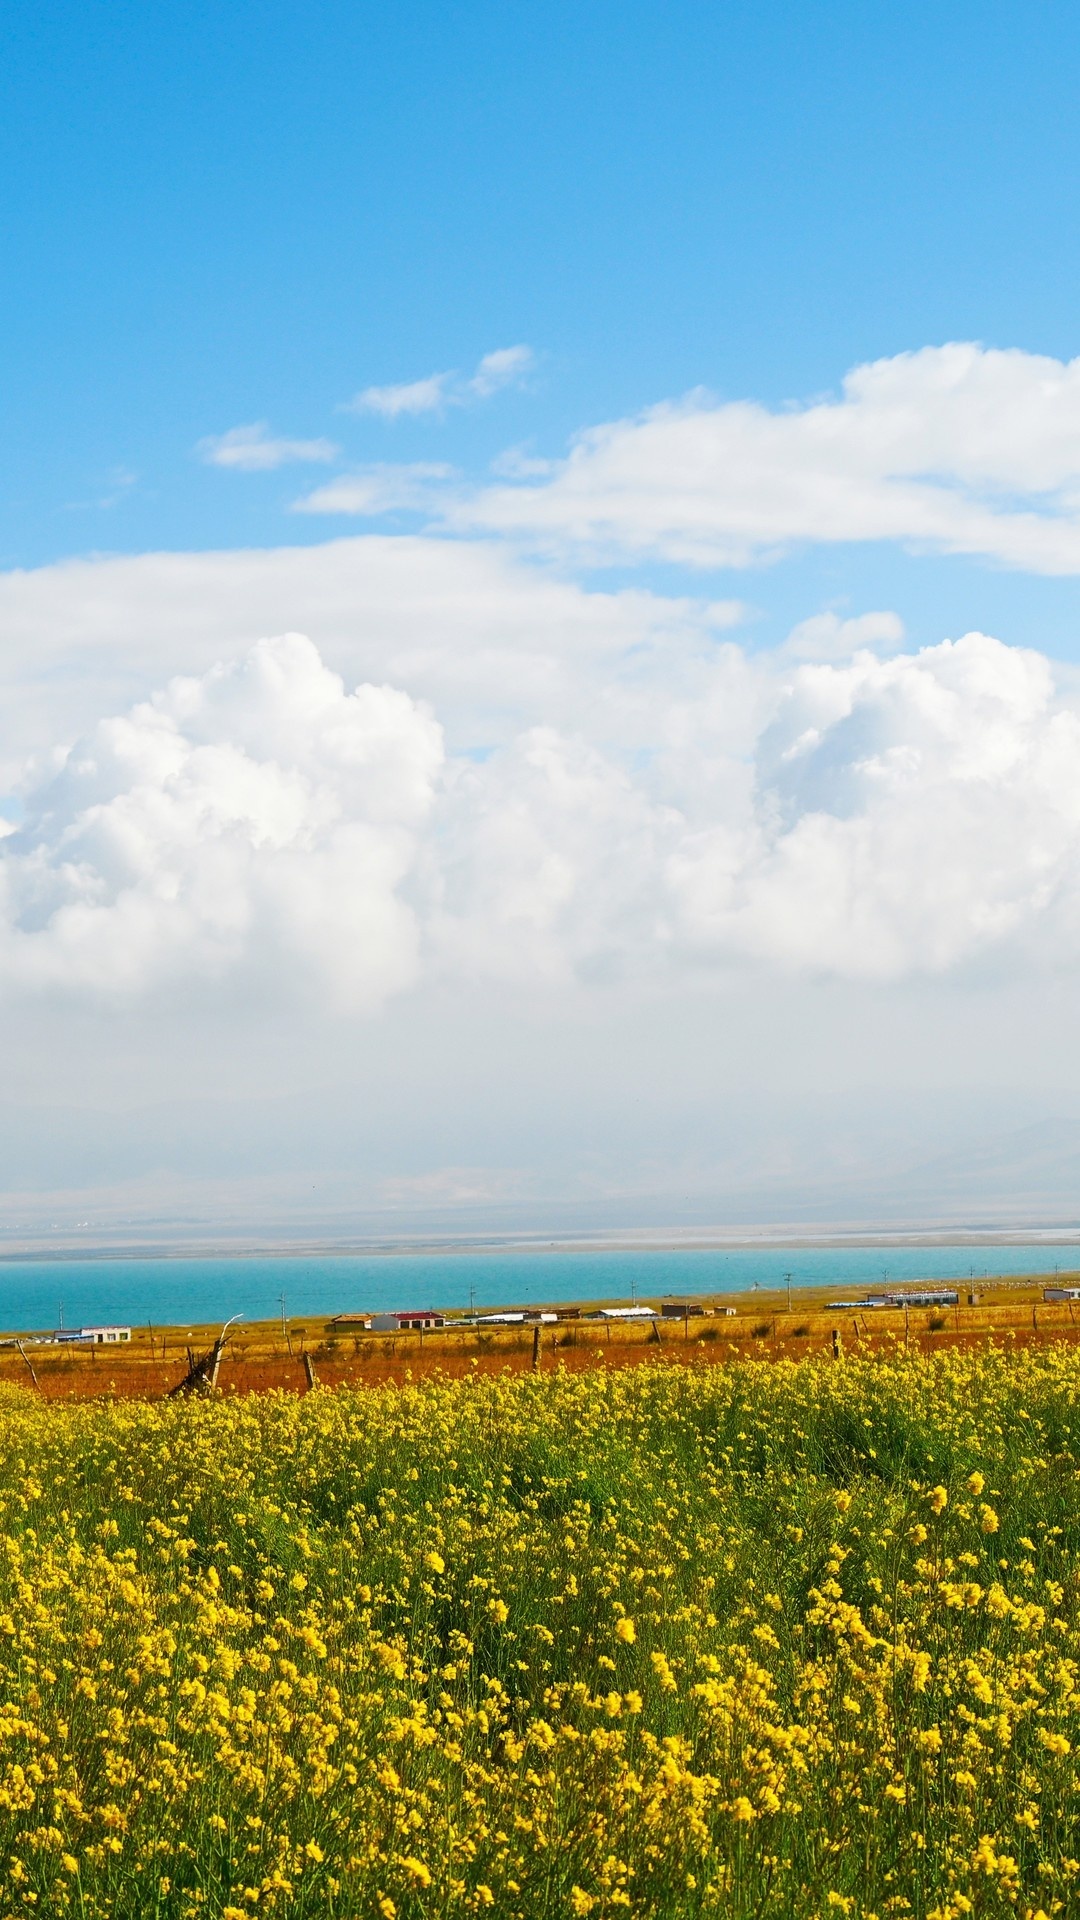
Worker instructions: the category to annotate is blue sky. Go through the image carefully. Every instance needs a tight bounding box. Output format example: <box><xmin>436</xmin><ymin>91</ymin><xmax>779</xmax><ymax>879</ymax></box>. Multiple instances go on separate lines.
<box><xmin>8</xmin><ymin>3</ymin><xmax>1080</xmax><ymax>1242</ymax></box>
<box><xmin>4</xmin><ymin>3</ymin><xmax>1080</xmax><ymax>580</ymax></box>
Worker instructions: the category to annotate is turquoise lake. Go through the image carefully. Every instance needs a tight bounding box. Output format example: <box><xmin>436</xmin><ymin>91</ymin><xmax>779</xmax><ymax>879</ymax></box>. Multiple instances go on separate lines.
<box><xmin>0</xmin><ymin>1242</ymin><xmax>1078</xmax><ymax>1333</ymax></box>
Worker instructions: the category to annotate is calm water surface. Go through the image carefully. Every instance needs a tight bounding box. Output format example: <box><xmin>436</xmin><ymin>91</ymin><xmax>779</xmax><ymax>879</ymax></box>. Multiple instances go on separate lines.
<box><xmin>0</xmin><ymin>1243</ymin><xmax>1078</xmax><ymax>1333</ymax></box>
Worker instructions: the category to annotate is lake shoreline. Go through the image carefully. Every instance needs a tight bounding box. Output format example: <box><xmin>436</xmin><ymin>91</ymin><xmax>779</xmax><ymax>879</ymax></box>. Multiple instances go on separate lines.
<box><xmin>5</xmin><ymin>1221</ymin><xmax>1080</xmax><ymax>1263</ymax></box>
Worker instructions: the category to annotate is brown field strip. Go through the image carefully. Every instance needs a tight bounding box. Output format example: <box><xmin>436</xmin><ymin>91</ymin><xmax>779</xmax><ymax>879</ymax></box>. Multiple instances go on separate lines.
<box><xmin>2</xmin><ymin>1290</ymin><xmax>1080</xmax><ymax>1397</ymax></box>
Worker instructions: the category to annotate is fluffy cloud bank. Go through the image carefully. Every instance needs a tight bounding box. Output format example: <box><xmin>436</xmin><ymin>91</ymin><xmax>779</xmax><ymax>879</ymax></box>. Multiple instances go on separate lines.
<box><xmin>0</xmin><ymin>637</ymin><xmax>443</xmax><ymax>1007</ymax></box>
<box><xmin>440</xmin><ymin>344</ymin><xmax>1080</xmax><ymax>572</ymax></box>
<box><xmin>4</xmin><ymin>625</ymin><xmax>1080</xmax><ymax>1004</ymax></box>
<box><xmin>672</xmin><ymin>633</ymin><xmax>1080</xmax><ymax>977</ymax></box>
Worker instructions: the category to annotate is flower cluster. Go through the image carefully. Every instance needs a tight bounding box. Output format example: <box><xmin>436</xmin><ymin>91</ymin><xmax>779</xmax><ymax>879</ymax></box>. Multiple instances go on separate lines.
<box><xmin>0</xmin><ymin>1344</ymin><xmax>1074</xmax><ymax>1916</ymax></box>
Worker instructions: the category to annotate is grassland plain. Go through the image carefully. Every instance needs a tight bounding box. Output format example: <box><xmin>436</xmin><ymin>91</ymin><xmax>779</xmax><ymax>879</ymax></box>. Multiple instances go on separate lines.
<box><xmin>0</xmin><ymin>1349</ymin><xmax>1078</xmax><ymax>1918</ymax></box>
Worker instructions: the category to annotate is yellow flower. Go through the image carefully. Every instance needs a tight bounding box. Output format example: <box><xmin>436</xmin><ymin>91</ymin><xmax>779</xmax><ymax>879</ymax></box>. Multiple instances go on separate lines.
<box><xmin>614</xmin><ymin>1616</ymin><xmax>636</xmax><ymax>1644</ymax></box>
<box><xmin>570</xmin><ymin>1890</ymin><xmax>596</xmax><ymax>1916</ymax></box>
<box><xmin>424</xmin><ymin>1550</ymin><xmax>445</xmax><ymax>1575</ymax></box>
<box><xmin>304</xmin><ymin>1840</ymin><xmax>325</xmax><ymax>1863</ymax></box>
<box><xmin>730</xmin><ymin>1795</ymin><xmax>757</xmax><ymax>1823</ymax></box>
<box><xmin>929</xmin><ymin>1485</ymin><xmax>949</xmax><ymax>1514</ymax></box>
<box><xmin>401</xmin><ymin>1856</ymin><xmax>432</xmax><ymax>1887</ymax></box>
<box><xmin>967</xmin><ymin>1471</ymin><xmax>985</xmax><ymax>1497</ymax></box>
<box><xmin>650</xmin><ymin>1650</ymin><xmax>677</xmax><ymax>1692</ymax></box>
<box><xmin>979</xmin><ymin>1504</ymin><xmax>999</xmax><ymax>1535</ymax></box>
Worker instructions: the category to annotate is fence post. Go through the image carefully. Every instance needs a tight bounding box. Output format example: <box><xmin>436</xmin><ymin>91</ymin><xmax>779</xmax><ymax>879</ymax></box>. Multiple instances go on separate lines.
<box><xmin>15</xmin><ymin>1342</ymin><xmax>38</xmax><ymax>1389</ymax></box>
<box><xmin>531</xmin><ymin>1324</ymin><xmax>541</xmax><ymax>1371</ymax></box>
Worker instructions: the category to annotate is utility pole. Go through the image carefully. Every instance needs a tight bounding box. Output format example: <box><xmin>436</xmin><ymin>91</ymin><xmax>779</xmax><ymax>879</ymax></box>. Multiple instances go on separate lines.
<box><xmin>784</xmin><ymin>1272</ymin><xmax>792</xmax><ymax>1314</ymax></box>
<box><xmin>58</xmin><ymin>1301</ymin><xmax>64</xmax><ymax>1331</ymax></box>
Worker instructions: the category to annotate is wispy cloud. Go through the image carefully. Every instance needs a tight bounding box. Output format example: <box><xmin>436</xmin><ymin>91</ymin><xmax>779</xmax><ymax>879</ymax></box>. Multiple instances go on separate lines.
<box><xmin>349</xmin><ymin>373</ymin><xmax>455</xmax><ymax>419</ymax></box>
<box><xmin>197</xmin><ymin>422</ymin><xmax>339</xmax><ymax>472</ymax></box>
<box><xmin>64</xmin><ymin>465</ymin><xmax>139</xmax><ymax>513</ymax></box>
<box><xmin>452</xmin><ymin>343</ymin><xmax>1080</xmax><ymax>575</ymax></box>
<box><xmin>780</xmin><ymin>610</ymin><xmax>905</xmax><ymax>661</ymax></box>
<box><xmin>292</xmin><ymin>463</ymin><xmax>455</xmax><ymax>516</ymax></box>
<box><xmin>466</xmin><ymin>345</ymin><xmax>533</xmax><ymax>399</ymax></box>
<box><xmin>347</xmin><ymin>345</ymin><xmax>535</xmax><ymax>418</ymax></box>
<box><xmin>307</xmin><ymin>344</ymin><xmax>1080</xmax><ymax>576</ymax></box>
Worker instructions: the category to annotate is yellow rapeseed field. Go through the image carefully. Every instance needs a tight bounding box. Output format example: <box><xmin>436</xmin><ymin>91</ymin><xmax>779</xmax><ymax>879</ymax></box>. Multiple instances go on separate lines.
<box><xmin>0</xmin><ymin>1343</ymin><xmax>1076</xmax><ymax>1918</ymax></box>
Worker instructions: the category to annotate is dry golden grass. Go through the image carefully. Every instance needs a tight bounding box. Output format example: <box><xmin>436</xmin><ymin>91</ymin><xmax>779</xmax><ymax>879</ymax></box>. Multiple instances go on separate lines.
<box><xmin>2</xmin><ymin>1282</ymin><xmax>1079</xmax><ymax>1400</ymax></box>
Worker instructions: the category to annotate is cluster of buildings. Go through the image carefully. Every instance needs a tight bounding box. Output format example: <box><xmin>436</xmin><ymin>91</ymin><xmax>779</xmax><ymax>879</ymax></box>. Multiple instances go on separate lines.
<box><xmin>331</xmin><ymin>1308</ymin><xmax>569</xmax><ymax>1333</ymax></box>
<box><xmin>831</xmin><ymin>1285</ymin><xmax>1080</xmax><ymax>1312</ymax></box>
<box><xmin>330</xmin><ymin>1300</ymin><xmax>737</xmax><ymax>1333</ymax></box>
<box><xmin>829</xmin><ymin>1289</ymin><xmax>960</xmax><ymax>1311</ymax></box>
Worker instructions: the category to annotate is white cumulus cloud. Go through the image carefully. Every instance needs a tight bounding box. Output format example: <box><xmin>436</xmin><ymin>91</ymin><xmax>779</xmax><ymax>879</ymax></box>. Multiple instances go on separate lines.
<box><xmin>7</xmin><ymin>614</ymin><xmax>1080</xmax><ymax>1008</ymax></box>
<box><xmin>429</xmin><ymin>631</ymin><xmax>1080</xmax><ymax>988</ymax></box>
<box><xmin>0</xmin><ymin>635</ymin><xmax>443</xmax><ymax>1008</ymax></box>
<box><xmin>669</xmin><ymin>632</ymin><xmax>1080</xmax><ymax>979</ymax></box>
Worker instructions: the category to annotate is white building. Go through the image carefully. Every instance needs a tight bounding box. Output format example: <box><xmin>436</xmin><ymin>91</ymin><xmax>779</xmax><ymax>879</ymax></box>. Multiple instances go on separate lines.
<box><xmin>54</xmin><ymin>1325</ymin><xmax>131</xmax><ymax>1344</ymax></box>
